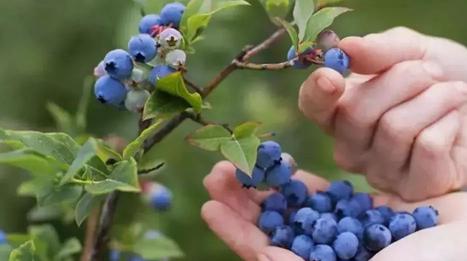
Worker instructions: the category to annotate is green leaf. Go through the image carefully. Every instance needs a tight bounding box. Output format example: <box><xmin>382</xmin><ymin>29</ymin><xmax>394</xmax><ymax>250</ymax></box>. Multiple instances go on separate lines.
<box><xmin>138</xmin><ymin>157</ymin><xmax>165</xmax><ymax>174</ymax></box>
<box><xmin>9</xmin><ymin>240</ymin><xmax>36</xmax><ymax>261</ymax></box>
<box><xmin>133</xmin><ymin>234</ymin><xmax>184</xmax><ymax>259</ymax></box>
<box><xmin>75</xmin><ymin>193</ymin><xmax>104</xmax><ymax>226</ymax></box>
<box><xmin>29</xmin><ymin>225</ymin><xmax>61</xmax><ymax>260</ymax></box>
<box><xmin>6</xmin><ymin>234</ymin><xmax>31</xmax><ymax>248</ymax></box>
<box><xmin>0</xmin><ymin>149</ymin><xmax>62</xmax><ymax>174</ymax></box>
<box><xmin>220</xmin><ymin>135</ymin><xmax>260</xmax><ymax>175</ymax></box>
<box><xmin>304</xmin><ymin>7</ymin><xmax>351</xmax><ymax>41</ymax></box>
<box><xmin>55</xmin><ymin>238</ymin><xmax>81</xmax><ymax>260</ymax></box>
<box><xmin>293</xmin><ymin>0</ymin><xmax>315</xmax><ymax>40</ymax></box>
<box><xmin>85</xmin><ymin>158</ymin><xmax>140</xmax><ymax>195</ymax></box>
<box><xmin>261</xmin><ymin>0</ymin><xmax>291</xmax><ymax>18</ymax></box>
<box><xmin>123</xmin><ymin>120</ymin><xmax>164</xmax><ymax>160</ymax></box>
<box><xmin>186</xmin><ymin>125</ymin><xmax>232</xmax><ymax>151</ymax></box>
<box><xmin>180</xmin><ymin>0</ymin><xmax>205</xmax><ymax>30</ymax></box>
<box><xmin>143</xmin><ymin>91</ymin><xmax>190</xmax><ymax>120</ymax></box>
<box><xmin>233</xmin><ymin>121</ymin><xmax>261</xmax><ymax>139</ymax></box>
<box><xmin>46</xmin><ymin>103</ymin><xmax>74</xmax><ymax>134</ymax></box>
<box><xmin>94</xmin><ymin>139</ymin><xmax>122</xmax><ymax>164</ymax></box>
<box><xmin>156</xmin><ymin>72</ymin><xmax>202</xmax><ymax>113</ymax></box>
<box><xmin>38</xmin><ymin>185</ymin><xmax>83</xmax><ymax>207</ymax></box>
<box><xmin>315</xmin><ymin>0</ymin><xmax>344</xmax><ymax>8</ymax></box>
<box><xmin>60</xmin><ymin>138</ymin><xmax>99</xmax><ymax>185</ymax></box>
<box><xmin>276</xmin><ymin>18</ymin><xmax>299</xmax><ymax>49</ymax></box>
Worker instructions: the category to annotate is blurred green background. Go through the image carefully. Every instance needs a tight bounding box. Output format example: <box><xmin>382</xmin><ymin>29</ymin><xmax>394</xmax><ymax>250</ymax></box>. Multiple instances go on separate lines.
<box><xmin>0</xmin><ymin>0</ymin><xmax>466</xmax><ymax>260</ymax></box>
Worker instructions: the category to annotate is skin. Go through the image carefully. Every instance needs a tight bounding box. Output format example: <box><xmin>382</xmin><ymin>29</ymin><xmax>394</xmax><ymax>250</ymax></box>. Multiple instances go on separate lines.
<box><xmin>202</xmin><ymin>28</ymin><xmax>467</xmax><ymax>260</ymax></box>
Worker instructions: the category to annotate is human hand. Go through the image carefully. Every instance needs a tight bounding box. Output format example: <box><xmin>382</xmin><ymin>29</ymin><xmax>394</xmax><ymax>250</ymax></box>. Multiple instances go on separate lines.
<box><xmin>201</xmin><ymin>162</ymin><xmax>467</xmax><ymax>261</ymax></box>
<box><xmin>299</xmin><ymin>27</ymin><xmax>467</xmax><ymax>200</ymax></box>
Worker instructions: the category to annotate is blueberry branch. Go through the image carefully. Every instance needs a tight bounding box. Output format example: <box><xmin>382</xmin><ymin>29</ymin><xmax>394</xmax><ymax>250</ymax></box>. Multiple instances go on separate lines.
<box><xmin>232</xmin><ymin>59</ymin><xmax>295</xmax><ymax>70</ymax></box>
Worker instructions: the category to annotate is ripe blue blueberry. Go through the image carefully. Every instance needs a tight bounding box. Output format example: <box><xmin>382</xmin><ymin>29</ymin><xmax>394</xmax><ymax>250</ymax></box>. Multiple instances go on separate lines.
<box><xmin>0</xmin><ymin>230</ymin><xmax>6</xmax><ymax>245</ymax></box>
<box><xmin>281</xmin><ymin>180</ymin><xmax>308</xmax><ymax>207</ymax></box>
<box><xmin>352</xmin><ymin>192</ymin><xmax>373</xmax><ymax>212</ymax></box>
<box><xmin>360</xmin><ymin>209</ymin><xmax>385</xmax><ymax>227</ymax></box>
<box><xmin>103</xmin><ymin>49</ymin><xmax>134</xmax><ymax>80</ymax></box>
<box><xmin>262</xmin><ymin>192</ymin><xmax>287</xmax><ymax>214</ymax></box>
<box><xmin>270</xmin><ymin>225</ymin><xmax>295</xmax><ymax>248</ymax></box>
<box><xmin>292</xmin><ymin>207</ymin><xmax>320</xmax><ymax>235</ymax></box>
<box><xmin>129</xmin><ymin>255</ymin><xmax>145</xmax><ymax>261</ymax></box>
<box><xmin>160</xmin><ymin>2</ymin><xmax>185</xmax><ymax>27</ymax></box>
<box><xmin>148</xmin><ymin>184</ymin><xmax>172</xmax><ymax>211</ymax></box>
<box><xmin>287</xmin><ymin>210</ymin><xmax>297</xmax><ymax>226</ymax></box>
<box><xmin>332</xmin><ymin>232</ymin><xmax>359</xmax><ymax>260</ymax></box>
<box><xmin>353</xmin><ymin>246</ymin><xmax>373</xmax><ymax>261</ymax></box>
<box><xmin>362</xmin><ymin>224</ymin><xmax>392</xmax><ymax>252</ymax></box>
<box><xmin>291</xmin><ymin>235</ymin><xmax>314</xmax><ymax>259</ymax></box>
<box><xmin>312</xmin><ymin>216</ymin><xmax>338</xmax><ymax>244</ymax></box>
<box><xmin>139</xmin><ymin>14</ymin><xmax>163</xmax><ymax>34</ymax></box>
<box><xmin>307</xmin><ymin>192</ymin><xmax>333</xmax><ymax>213</ymax></box>
<box><xmin>287</xmin><ymin>46</ymin><xmax>312</xmax><ymax>69</ymax></box>
<box><xmin>109</xmin><ymin>250</ymin><xmax>120</xmax><ymax>261</ymax></box>
<box><xmin>125</xmin><ymin>89</ymin><xmax>150</xmax><ymax>113</ymax></box>
<box><xmin>265</xmin><ymin>161</ymin><xmax>292</xmax><ymax>187</ymax></box>
<box><xmin>413</xmin><ymin>206</ymin><xmax>439</xmax><ymax>229</ymax></box>
<box><xmin>320</xmin><ymin>212</ymin><xmax>338</xmax><ymax>222</ymax></box>
<box><xmin>258</xmin><ymin>211</ymin><xmax>284</xmax><ymax>234</ymax></box>
<box><xmin>324</xmin><ymin>47</ymin><xmax>350</xmax><ymax>75</ymax></box>
<box><xmin>326</xmin><ymin>180</ymin><xmax>353</xmax><ymax>203</ymax></box>
<box><xmin>158</xmin><ymin>28</ymin><xmax>183</xmax><ymax>50</ymax></box>
<box><xmin>128</xmin><ymin>34</ymin><xmax>157</xmax><ymax>63</ymax></box>
<box><xmin>148</xmin><ymin>65</ymin><xmax>176</xmax><ymax>87</ymax></box>
<box><xmin>335</xmin><ymin>198</ymin><xmax>363</xmax><ymax>218</ymax></box>
<box><xmin>94</xmin><ymin>75</ymin><xmax>127</xmax><ymax>106</ymax></box>
<box><xmin>257</xmin><ymin>141</ymin><xmax>282</xmax><ymax>169</ymax></box>
<box><xmin>309</xmin><ymin>244</ymin><xmax>337</xmax><ymax>261</ymax></box>
<box><xmin>374</xmin><ymin>205</ymin><xmax>395</xmax><ymax>224</ymax></box>
<box><xmin>337</xmin><ymin>217</ymin><xmax>363</xmax><ymax>239</ymax></box>
<box><xmin>388</xmin><ymin>213</ymin><xmax>417</xmax><ymax>240</ymax></box>
<box><xmin>235</xmin><ymin>167</ymin><xmax>265</xmax><ymax>188</ymax></box>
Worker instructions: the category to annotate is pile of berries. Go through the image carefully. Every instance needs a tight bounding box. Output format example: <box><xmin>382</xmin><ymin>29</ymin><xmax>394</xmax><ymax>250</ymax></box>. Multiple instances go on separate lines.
<box><xmin>93</xmin><ymin>2</ymin><xmax>187</xmax><ymax>112</ymax></box>
<box><xmin>235</xmin><ymin>141</ymin><xmax>439</xmax><ymax>261</ymax></box>
<box><xmin>287</xmin><ymin>30</ymin><xmax>350</xmax><ymax>75</ymax></box>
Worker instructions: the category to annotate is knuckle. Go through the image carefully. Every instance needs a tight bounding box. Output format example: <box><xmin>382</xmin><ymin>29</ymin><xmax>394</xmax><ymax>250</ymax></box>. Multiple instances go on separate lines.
<box><xmin>416</xmin><ymin>131</ymin><xmax>449</xmax><ymax>158</ymax></box>
<box><xmin>389</xmin><ymin>26</ymin><xmax>418</xmax><ymax>35</ymax></box>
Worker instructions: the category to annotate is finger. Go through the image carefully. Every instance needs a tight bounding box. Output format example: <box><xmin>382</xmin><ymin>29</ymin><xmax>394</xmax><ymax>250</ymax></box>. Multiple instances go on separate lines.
<box><xmin>332</xmin><ymin>60</ymin><xmax>442</xmax><ymax>172</ymax></box>
<box><xmin>371</xmin><ymin>81</ymin><xmax>467</xmax><ymax>175</ymax></box>
<box><xmin>402</xmin><ymin>111</ymin><xmax>462</xmax><ymax>200</ymax></box>
<box><xmin>298</xmin><ymin>67</ymin><xmax>345</xmax><ymax>132</ymax></box>
<box><xmin>372</xmin><ymin>222</ymin><xmax>467</xmax><ymax>261</ymax></box>
<box><xmin>259</xmin><ymin>246</ymin><xmax>303</xmax><ymax>261</ymax></box>
<box><xmin>339</xmin><ymin>27</ymin><xmax>427</xmax><ymax>74</ymax></box>
<box><xmin>201</xmin><ymin>200</ymin><xmax>269</xmax><ymax>261</ymax></box>
<box><xmin>203</xmin><ymin>161</ymin><xmax>262</xmax><ymax>222</ymax></box>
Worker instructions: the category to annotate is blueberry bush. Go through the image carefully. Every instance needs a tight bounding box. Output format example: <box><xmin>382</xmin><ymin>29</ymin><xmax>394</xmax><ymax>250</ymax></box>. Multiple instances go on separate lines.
<box><xmin>0</xmin><ymin>0</ymin><xmax>438</xmax><ymax>260</ymax></box>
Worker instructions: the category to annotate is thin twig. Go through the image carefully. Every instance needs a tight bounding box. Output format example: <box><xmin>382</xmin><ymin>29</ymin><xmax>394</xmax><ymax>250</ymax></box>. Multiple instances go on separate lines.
<box><xmin>80</xmin><ymin>207</ymin><xmax>100</xmax><ymax>261</ymax></box>
<box><xmin>233</xmin><ymin>60</ymin><xmax>294</xmax><ymax>70</ymax></box>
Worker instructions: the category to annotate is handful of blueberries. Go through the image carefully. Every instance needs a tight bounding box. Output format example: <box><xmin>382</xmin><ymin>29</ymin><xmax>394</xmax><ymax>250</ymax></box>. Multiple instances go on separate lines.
<box><xmin>235</xmin><ymin>141</ymin><xmax>439</xmax><ymax>261</ymax></box>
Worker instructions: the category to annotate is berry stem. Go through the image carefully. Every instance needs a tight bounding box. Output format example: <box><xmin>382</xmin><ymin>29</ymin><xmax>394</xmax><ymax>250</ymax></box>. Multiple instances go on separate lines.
<box><xmin>233</xmin><ymin>59</ymin><xmax>295</xmax><ymax>70</ymax></box>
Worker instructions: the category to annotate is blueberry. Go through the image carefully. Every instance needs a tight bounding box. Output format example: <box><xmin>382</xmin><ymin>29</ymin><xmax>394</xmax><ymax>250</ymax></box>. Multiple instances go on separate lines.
<box><xmin>0</xmin><ymin>230</ymin><xmax>7</xmax><ymax>245</ymax></box>
<box><xmin>280</xmin><ymin>152</ymin><xmax>297</xmax><ymax>173</ymax></box>
<box><xmin>265</xmin><ymin>161</ymin><xmax>292</xmax><ymax>187</ymax></box>
<box><xmin>374</xmin><ymin>205</ymin><xmax>395</xmax><ymax>224</ymax></box>
<box><xmin>258</xmin><ymin>211</ymin><xmax>284</xmax><ymax>234</ymax></box>
<box><xmin>94</xmin><ymin>75</ymin><xmax>127</xmax><ymax>106</ymax></box>
<box><xmin>326</xmin><ymin>180</ymin><xmax>353</xmax><ymax>203</ymax></box>
<box><xmin>149</xmin><ymin>184</ymin><xmax>172</xmax><ymax>211</ymax></box>
<box><xmin>158</xmin><ymin>28</ymin><xmax>183</xmax><ymax>50</ymax></box>
<box><xmin>94</xmin><ymin>60</ymin><xmax>106</xmax><ymax>78</ymax></box>
<box><xmin>160</xmin><ymin>2</ymin><xmax>185</xmax><ymax>27</ymax></box>
<box><xmin>312</xmin><ymin>216</ymin><xmax>338</xmax><ymax>244</ymax></box>
<box><xmin>324</xmin><ymin>48</ymin><xmax>350</xmax><ymax>75</ymax></box>
<box><xmin>281</xmin><ymin>180</ymin><xmax>308</xmax><ymax>207</ymax></box>
<box><xmin>128</xmin><ymin>34</ymin><xmax>157</xmax><ymax>63</ymax></box>
<box><xmin>291</xmin><ymin>235</ymin><xmax>314</xmax><ymax>259</ymax></box>
<box><xmin>352</xmin><ymin>192</ymin><xmax>373</xmax><ymax>212</ymax></box>
<box><xmin>388</xmin><ymin>213</ymin><xmax>417</xmax><ymax>240</ymax></box>
<box><xmin>124</xmin><ymin>89</ymin><xmax>150</xmax><ymax>113</ymax></box>
<box><xmin>353</xmin><ymin>246</ymin><xmax>374</xmax><ymax>261</ymax></box>
<box><xmin>320</xmin><ymin>212</ymin><xmax>338</xmax><ymax>222</ymax></box>
<box><xmin>332</xmin><ymin>232</ymin><xmax>359</xmax><ymax>260</ymax></box>
<box><xmin>257</xmin><ymin>141</ymin><xmax>282</xmax><ymax>169</ymax></box>
<box><xmin>362</xmin><ymin>224</ymin><xmax>392</xmax><ymax>252</ymax></box>
<box><xmin>270</xmin><ymin>225</ymin><xmax>295</xmax><ymax>248</ymax></box>
<box><xmin>287</xmin><ymin>46</ymin><xmax>312</xmax><ymax>69</ymax></box>
<box><xmin>293</xmin><ymin>207</ymin><xmax>320</xmax><ymax>235</ymax></box>
<box><xmin>360</xmin><ymin>209</ymin><xmax>385</xmax><ymax>227</ymax></box>
<box><xmin>139</xmin><ymin>14</ymin><xmax>163</xmax><ymax>34</ymax></box>
<box><xmin>235</xmin><ymin>167</ymin><xmax>265</xmax><ymax>188</ymax></box>
<box><xmin>103</xmin><ymin>49</ymin><xmax>134</xmax><ymax>80</ymax></box>
<box><xmin>308</xmin><ymin>192</ymin><xmax>333</xmax><ymax>213</ymax></box>
<box><xmin>309</xmin><ymin>244</ymin><xmax>337</xmax><ymax>261</ymax></box>
<box><xmin>148</xmin><ymin>65</ymin><xmax>176</xmax><ymax>86</ymax></box>
<box><xmin>165</xmin><ymin>49</ymin><xmax>187</xmax><ymax>69</ymax></box>
<box><xmin>262</xmin><ymin>192</ymin><xmax>287</xmax><ymax>214</ymax></box>
<box><xmin>317</xmin><ymin>29</ymin><xmax>340</xmax><ymax>51</ymax></box>
<box><xmin>335</xmin><ymin>198</ymin><xmax>362</xmax><ymax>218</ymax></box>
<box><xmin>109</xmin><ymin>250</ymin><xmax>120</xmax><ymax>261</ymax></box>
<box><xmin>287</xmin><ymin>210</ymin><xmax>297</xmax><ymax>226</ymax></box>
<box><xmin>129</xmin><ymin>255</ymin><xmax>145</xmax><ymax>261</ymax></box>
<box><xmin>337</xmin><ymin>217</ymin><xmax>363</xmax><ymax>239</ymax></box>
<box><xmin>413</xmin><ymin>206</ymin><xmax>439</xmax><ymax>230</ymax></box>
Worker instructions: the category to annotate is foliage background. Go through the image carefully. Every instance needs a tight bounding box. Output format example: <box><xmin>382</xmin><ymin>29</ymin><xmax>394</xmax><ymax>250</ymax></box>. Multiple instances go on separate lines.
<box><xmin>0</xmin><ymin>0</ymin><xmax>466</xmax><ymax>260</ymax></box>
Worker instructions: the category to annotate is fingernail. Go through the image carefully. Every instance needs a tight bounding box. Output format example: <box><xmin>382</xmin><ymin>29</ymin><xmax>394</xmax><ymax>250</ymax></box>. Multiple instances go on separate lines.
<box><xmin>317</xmin><ymin>76</ymin><xmax>337</xmax><ymax>94</ymax></box>
<box><xmin>422</xmin><ymin>61</ymin><xmax>443</xmax><ymax>79</ymax></box>
<box><xmin>257</xmin><ymin>254</ymin><xmax>271</xmax><ymax>261</ymax></box>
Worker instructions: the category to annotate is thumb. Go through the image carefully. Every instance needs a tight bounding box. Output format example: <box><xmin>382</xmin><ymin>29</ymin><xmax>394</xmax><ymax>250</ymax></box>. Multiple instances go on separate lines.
<box><xmin>339</xmin><ymin>27</ymin><xmax>427</xmax><ymax>74</ymax></box>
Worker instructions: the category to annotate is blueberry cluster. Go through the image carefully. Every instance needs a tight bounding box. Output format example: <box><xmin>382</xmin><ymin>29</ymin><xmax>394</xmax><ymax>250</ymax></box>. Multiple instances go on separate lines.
<box><xmin>93</xmin><ymin>2</ymin><xmax>186</xmax><ymax>112</ymax></box>
<box><xmin>142</xmin><ymin>181</ymin><xmax>173</xmax><ymax>211</ymax></box>
<box><xmin>287</xmin><ymin>30</ymin><xmax>350</xmax><ymax>75</ymax></box>
<box><xmin>236</xmin><ymin>141</ymin><xmax>440</xmax><ymax>261</ymax></box>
